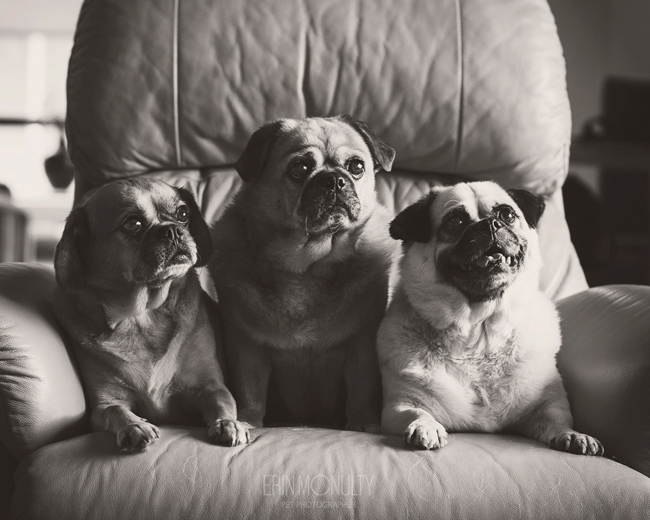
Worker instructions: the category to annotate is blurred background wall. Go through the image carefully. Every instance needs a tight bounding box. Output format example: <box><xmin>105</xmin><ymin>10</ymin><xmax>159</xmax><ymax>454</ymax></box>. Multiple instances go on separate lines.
<box><xmin>549</xmin><ymin>0</ymin><xmax>650</xmax><ymax>133</ymax></box>
<box><xmin>0</xmin><ymin>0</ymin><xmax>82</xmax><ymax>262</ymax></box>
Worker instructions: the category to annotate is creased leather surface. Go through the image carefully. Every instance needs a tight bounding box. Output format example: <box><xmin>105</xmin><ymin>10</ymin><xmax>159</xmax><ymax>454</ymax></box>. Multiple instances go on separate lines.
<box><xmin>0</xmin><ymin>264</ymin><xmax>87</xmax><ymax>459</ymax></box>
<box><xmin>67</xmin><ymin>0</ymin><xmax>570</xmax><ymax>196</ymax></box>
<box><xmin>11</xmin><ymin>427</ymin><xmax>650</xmax><ymax>520</ymax></box>
<box><xmin>557</xmin><ymin>285</ymin><xmax>650</xmax><ymax>480</ymax></box>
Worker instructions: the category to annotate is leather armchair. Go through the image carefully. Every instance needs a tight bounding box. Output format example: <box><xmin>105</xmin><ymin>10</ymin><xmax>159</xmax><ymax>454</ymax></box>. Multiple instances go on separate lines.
<box><xmin>2</xmin><ymin>1</ymin><xmax>649</xmax><ymax>518</ymax></box>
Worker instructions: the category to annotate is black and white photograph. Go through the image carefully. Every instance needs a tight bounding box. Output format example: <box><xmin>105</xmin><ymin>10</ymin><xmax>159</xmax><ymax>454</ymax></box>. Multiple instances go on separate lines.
<box><xmin>1</xmin><ymin>1</ymin><xmax>649</xmax><ymax>519</ymax></box>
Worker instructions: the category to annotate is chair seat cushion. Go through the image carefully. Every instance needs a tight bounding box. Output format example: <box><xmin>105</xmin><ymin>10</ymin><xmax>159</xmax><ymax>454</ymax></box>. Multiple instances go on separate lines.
<box><xmin>12</xmin><ymin>426</ymin><xmax>650</xmax><ymax>520</ymax></box>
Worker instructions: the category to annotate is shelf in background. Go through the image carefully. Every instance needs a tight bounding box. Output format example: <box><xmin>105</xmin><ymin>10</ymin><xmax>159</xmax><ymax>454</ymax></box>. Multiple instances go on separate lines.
<box><xmin>571</xmin><ymin>139</ymin><xmax>650</xmax><ymax>172</ymax></box>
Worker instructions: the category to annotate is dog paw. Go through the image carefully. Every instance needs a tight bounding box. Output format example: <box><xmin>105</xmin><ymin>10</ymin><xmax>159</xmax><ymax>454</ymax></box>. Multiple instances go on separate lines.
<box><xmin>550</xmin><ymin>431</ymin><xmax>604</xmax><ymax>456</ymax></box>
<box><xmin>404</xmin><ymin>419</ymin><xmax>448</xmax><ymax>450</ymax></box>
<box><xmin>208</xmin><ymin>419</ymin><xmax>250</xmax><ymax>447</ymax></box>
<box><xmin>117</xmin><ymin>422</ymin><xmax>160</xmax><ymax>453</ymax></box>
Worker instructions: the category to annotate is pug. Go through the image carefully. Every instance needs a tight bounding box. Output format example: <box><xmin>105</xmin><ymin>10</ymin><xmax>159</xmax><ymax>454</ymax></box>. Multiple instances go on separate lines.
<box><xmin>53</xmin><ymin>178</ymin><xmax>249</xmax><ymax>452</ymax></box>
<box><xmin>378</xmin><ymin>181</ymin><xmax>604</xmax><ymax>455</ymax></box>
<box><xmin>209</xmin><ymin>115</ymin><xmax>399</xmax><ymax>430</ymax></box>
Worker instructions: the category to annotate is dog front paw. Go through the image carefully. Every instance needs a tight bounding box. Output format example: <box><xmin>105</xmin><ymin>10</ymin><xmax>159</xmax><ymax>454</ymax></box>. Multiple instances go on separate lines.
<box><xmin>404</xmin><ymin>419</ymin><xmax>448</xmax><ymax>450</ymax></box>
<box><xmin>550</xmin><ymin>431</ymin><xmax>604</xmax><ymax>456</ymax></box>
<box><xmin>208</xmin><ymin>419</ymin><xmax>250</xmax><ymax>447</ymax></box>
<box><xmin>117</xmin><ymin>422</ymin><xmax>160</xmax><ymax>453</ymax></box>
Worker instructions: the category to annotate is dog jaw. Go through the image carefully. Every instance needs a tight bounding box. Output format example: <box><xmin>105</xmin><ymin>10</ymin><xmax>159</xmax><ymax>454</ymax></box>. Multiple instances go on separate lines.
<box><xmin>437</xmin><ymin>232</ymin><xmax>528</xmax><ymax>303</ymax></box>
<box><xmin>101</xmin><ymin>276</ymin><xmax>189</xmax><ymax>329</ymax></box>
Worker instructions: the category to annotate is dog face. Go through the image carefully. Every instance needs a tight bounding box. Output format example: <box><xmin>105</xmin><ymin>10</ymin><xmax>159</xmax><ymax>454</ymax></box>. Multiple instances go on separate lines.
<box><xmin>235</xmin><ymin>115</ymin><xmax>395</xmax><ymax>237</ymax></box>
<box><xmin>390</xmin><ymin>182</ymin><xmax>545</xmax><ymax>302</ymax></box>
<box><xmin>55</xmin><ymin>178</ymin><xmax>213</xmax><ymax>292</ymax></box>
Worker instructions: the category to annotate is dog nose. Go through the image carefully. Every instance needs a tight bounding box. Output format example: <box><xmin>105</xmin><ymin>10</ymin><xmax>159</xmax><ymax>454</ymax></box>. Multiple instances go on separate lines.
<box><xmin>478</xmin><ymin>217</ymin><xmax>503</xmax><ymax>235</ymax></box>
<box><xmin>158</xmin><ymin>224</ymin><xmax>183</xmax><ymax>242</ymax></box>
<box><xmin>484</xmin><ymin>217</ymin><xmax>504</xmax><ymax>235</ymax></box>
<box><xmin>489</xmin><ymin>217</ymin><xmax>503</xmax><ymax>231</ymax></box>
<box><xmin>316</xmin><ymin>171</ymin><xmax>347</xmax><ymax>193</ymax></box>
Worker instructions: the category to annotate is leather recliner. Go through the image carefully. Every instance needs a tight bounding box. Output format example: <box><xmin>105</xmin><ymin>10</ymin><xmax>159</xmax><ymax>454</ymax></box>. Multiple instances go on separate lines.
<box><xmin>1</xmin><ymin>1</ymin><xmax>650</xmax><ymax>519</ymax></box>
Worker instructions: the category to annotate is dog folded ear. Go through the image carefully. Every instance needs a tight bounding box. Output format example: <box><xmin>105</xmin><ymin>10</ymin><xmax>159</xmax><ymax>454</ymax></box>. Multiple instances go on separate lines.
<box><xmin>389</xmin><ymin>192</ymin><xmax>435</xmax><ymax>243</ymax></box>
<box><xmin>339</xmin><ymin>115</ymin><xmax>396</xmax><ymax>172</ymax></box>
<box><xmin>235</xmin><ymin>120</ymin><xmax>284</xmax><ymax>182</ymax></box>
<box><xmin>507</xmin><ymin>189</ymin><xmax>546</xmax><ymax>229</ymax></box>
<box><xmin>175</xmin><ymin>187</ymin><xmax>213</xmax><ymax>267</ymax></box>
<box><xmin>54</xmin><ymin>207</ymin><xmax>90</xmax><ymax>291</ymax></box>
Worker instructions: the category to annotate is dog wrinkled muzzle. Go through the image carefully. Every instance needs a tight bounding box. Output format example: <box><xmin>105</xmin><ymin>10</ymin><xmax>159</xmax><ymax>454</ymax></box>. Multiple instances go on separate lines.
<box><xmin>135</xmin><ymin>224</ymin><xmax>197</xmax><ymax>286</ymax></box>
<box><xmin>454</xmin><ymin>219</ymin><xmax>524</xmax><ymax>273</ymax></box>
<box><xmin>299</xmin><ymin>171</ymin><xmax>361</xmax><ymax>235</ymax></box>
<box><xmin>439</xmin><ymin>218</ymin><xmax>526</xmax><ymax>301</ymax></box>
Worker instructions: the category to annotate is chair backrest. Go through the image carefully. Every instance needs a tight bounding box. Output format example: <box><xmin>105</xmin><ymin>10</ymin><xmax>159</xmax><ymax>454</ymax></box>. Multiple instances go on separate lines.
<box><xmin>66</xmin><ymin>0</ymin><xmax>587</xmax><ymax>299</ymax></box>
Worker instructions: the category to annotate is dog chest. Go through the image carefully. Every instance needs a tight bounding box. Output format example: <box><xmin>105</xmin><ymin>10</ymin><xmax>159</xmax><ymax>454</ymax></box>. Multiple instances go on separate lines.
<box><xmin>232</xmin><ymin>260</ymin><xmax>387</xmax><ymax>349</ymax></box>
<box><xmin>84</xmin><ymin>314</ymin><xmax>187</xmax><ymax>418</ymax></box>
<box><xmin>434</xmin><ymin>327</ymin><xmax>557</xmax><ymax>431</ymax></box>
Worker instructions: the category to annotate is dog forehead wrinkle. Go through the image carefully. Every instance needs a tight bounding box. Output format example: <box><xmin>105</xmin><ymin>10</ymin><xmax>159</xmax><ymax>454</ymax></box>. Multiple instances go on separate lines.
<box><xmin>435</xmin><ymin>187</ymin><xmax>477</xmax><ymax>222</ymax></box>
<box><xmin>133</xmin><ymin>191</ymin><xmax>161</xmax><ymax>223</ymax></box>
<box><xmin>153</xmin><ymin>193</ymin><xmax>182</xmax><ymax>220</ymax></box>
<box><xmin>329</xmin><ymin>128</ymin><xmax>368</xmax><ymax>157</ymax></box>
<box><xmin>469</xmin><ymin>182</ymin><xmax>508</xmax><ymax>218</ymax></box>
<box><xmin>277</xmin><ymin>129</ymin><xmax>324</xmax><ymax>164</ymax></box>
<box><xmin>305</xmin><ymin>118</ymin><xmax>367</xmax><ymax>158</ymax></box>
<box><xmin>84</xmin><ymin>187</ymin><xmax>138</xmax><ymax>232</ymax></box>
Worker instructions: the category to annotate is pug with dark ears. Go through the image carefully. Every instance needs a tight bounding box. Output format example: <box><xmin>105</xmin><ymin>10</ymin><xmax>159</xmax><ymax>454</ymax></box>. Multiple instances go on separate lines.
<box><xmin>378</xmin><ymin>181</ymin><xmax>603</xmax><ymax>455</ymax></box>
<box><xmin>54</xmin><ymin>178</ymin><xmax>249</xmax><ymax>452</ymax></box>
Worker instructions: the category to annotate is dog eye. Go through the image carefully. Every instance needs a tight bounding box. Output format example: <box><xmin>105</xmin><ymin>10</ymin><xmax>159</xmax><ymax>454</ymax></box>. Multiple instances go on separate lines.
<box><xmin>443</xmin><ymin>214</ymin><xmax>467</xmax><ymax>233</ymax></box>
<box><xmin>176</xmin><ymin>205</ymin><xmax>190</xmax><ymax>224</ymax></box>
<box><xmin>288</xmin><ymin>160</ymin><xmax>313</xmax><ymax>180</ymax></box>
<box><xmin>497</xmin><ymin>207</ymin><xmax>516</xmax><ymax>224</ymax></box>
<box><xmin>122</xmin><ymin>217</ymin><xmax>143</xmax><ymax>235</ymax></box>
<box><xmin>346</xmin><ymin>159</ymin><xmax>365</xmax><ymax>178</ymax></box>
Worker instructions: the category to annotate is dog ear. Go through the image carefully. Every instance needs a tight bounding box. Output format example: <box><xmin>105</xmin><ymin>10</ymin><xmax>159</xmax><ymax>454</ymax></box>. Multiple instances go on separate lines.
<box><xmin>176</xmin><ymin>187</ymin><xmax>213</xmax><ymax>267</ymax></box>
<box><xmin>389</xmin><ymin>192</ymin><xmax>435</xmax><ymax>243</ymax></box>
<box><xmin>507</xmin><ymin>189</ymin><xmax>546</xmax><ymax>229</ymax></box>
<box><xmin>54</xmin><ymin>207</ymin><xmax>90</xmax><ymax>291</ymax></box>
<box><xmin>339</xmin><ymin>114</ymin><xmax>396</xmax><ymax>172</ymax></box>
<box><xmin>235</xmin><ymin>120</ymin><xmax>284</xmax><ymax>182</ymax></box>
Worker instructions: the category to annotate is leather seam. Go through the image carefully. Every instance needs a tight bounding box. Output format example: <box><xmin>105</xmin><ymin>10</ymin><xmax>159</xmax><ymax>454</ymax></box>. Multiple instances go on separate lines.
<box><xmin>454</xmin><ymin>0</ymin><xmax>464</xmax><ymax>173</ymax></box>
<box><xmin>173</xmin><ymin>0</ymin><xmax>182</xmax><ymax>166</ymax></box>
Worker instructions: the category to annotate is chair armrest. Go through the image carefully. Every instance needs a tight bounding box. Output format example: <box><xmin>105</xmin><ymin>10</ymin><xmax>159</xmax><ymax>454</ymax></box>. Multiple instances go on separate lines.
<box><xmin>557</xmin><ymin>285</ymin><xmax>650</xmax><ymax>477</ymax></box>
<box><xmin>0</xmin><ymin>263</ymin><xmax>87</xmax><ymax>460</ymax></box>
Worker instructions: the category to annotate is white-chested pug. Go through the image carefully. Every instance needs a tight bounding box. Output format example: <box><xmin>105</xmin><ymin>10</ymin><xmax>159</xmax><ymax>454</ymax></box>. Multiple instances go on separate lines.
<box><xmin>210</xmin><ymin>115</ymin><xmax>398</xmax><ymax>431</ymax></box>
<box><xmin>54</xmin><ymin>178</ymin><xmax>249</xmax><ymax>452</ymax></box>
<box><xmin>379</xmin><ymin>181</ymin><xmax>604</xmax><ymax>455</ymax></box>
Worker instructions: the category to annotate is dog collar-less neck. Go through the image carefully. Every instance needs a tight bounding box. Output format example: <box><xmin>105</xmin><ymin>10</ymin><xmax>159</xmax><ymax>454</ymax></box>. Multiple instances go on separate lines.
<box><xmin>102</xmin><ymin>278</ymin><xmax>183</xmax><ymax>330</ymax></box>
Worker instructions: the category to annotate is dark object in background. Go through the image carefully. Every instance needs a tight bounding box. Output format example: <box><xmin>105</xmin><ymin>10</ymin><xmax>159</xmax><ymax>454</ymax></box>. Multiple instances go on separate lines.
<box><xmin>0</xmin><ymin>185</ymin><xmax>29</xmax><ymax>262</ymax></box>
<box><xmin>44</xmin><ymin>137</ymin><xmax>75</xmax><ymax>190</ymax></box>
<box><xmin>571</xmin><ymin>77</ymin><xmax>650</xmax><ymax>285</ymax></box>
<box><xmin>601</xmin><ymin>77</ymin><xmax>650</xmax><ymax>284</ymax></box>
<box><xmin>603</xmin><ymin>77</ymin><xmax>650</xmax><ymax>144</ymax></box>
<box><xmin>563</xmin><ymin>176</ymin><xmax>609</xmax><ymax>286</ymax></box>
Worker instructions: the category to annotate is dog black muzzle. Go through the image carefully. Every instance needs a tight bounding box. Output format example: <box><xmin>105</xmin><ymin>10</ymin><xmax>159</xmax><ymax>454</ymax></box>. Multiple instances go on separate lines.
<box><xmin>299</xmin><ymin>171</ymin><xmax>361</xmax><ymax>225</ymax></box>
